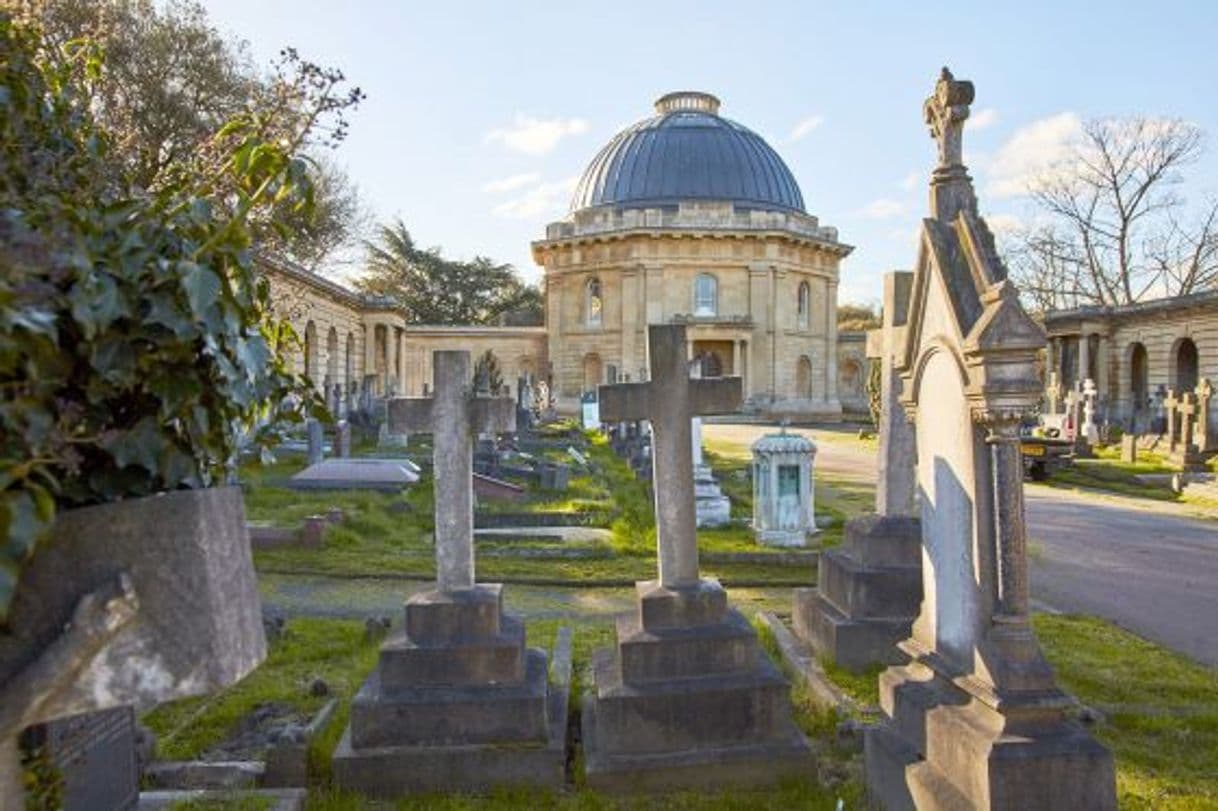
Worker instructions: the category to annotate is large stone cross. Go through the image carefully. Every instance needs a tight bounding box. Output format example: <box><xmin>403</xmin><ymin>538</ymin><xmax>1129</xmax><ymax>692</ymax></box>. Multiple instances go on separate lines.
<box><xmin>1196</xmin><ymin>378</ymin><xmax>1213</xmax><ymax>451</ymax></box>
<box><xmin>599</xmin><ymin>325</ymin><xmax>742</xmax><ymax>588</ymax></box>
<box><xmin>1177</xmin><ymin>392</ymin><xmax>1199</xmax><ymax>453</ymax></box>
<box><xmin>923</xmin><ymin>66</ymin><xmax>974</xmax><ymax>169</ymax></box>
<box><xmin>387</xmin><ymin>350</ymin><xmax>515</xmax><ymax>591</ymax></box>
<box><xmin>1164</xmin><ymin>388</ymin><xmax>1182</xmax><ymax>449</ymax></box>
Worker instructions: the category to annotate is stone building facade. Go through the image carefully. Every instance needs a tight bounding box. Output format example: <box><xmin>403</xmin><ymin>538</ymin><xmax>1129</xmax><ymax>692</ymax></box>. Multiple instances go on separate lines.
<box><xmin>262</xmin><ymin>91</ymin><xmax>875</xmax><ymax>421</ymax></box>
<box><xmin>1042</xmin><ymin>290</ymin><xmax>1217</xmax><ymax>432</ymax></box>
<box><xmin>533</xmin><ymin>92</ymin><xmax>852</xmax><ymax>418</ymax></box>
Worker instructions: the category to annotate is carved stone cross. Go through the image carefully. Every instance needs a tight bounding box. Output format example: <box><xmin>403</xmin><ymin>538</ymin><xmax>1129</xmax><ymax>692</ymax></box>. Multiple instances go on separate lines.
<box><xmin>387</xmin><ymin>350</ymin><xmax>515</xmax><ymax>591</ymax></box>
<box><xmin>1196</xmin><ymin>378</ymin><xmax>1213</xmax><ymax>451</ymax></box>
<box><xmin>1164</xmin><ymin>388</ymin><xmax>1182</xmax><ymax>450</ymax></box>
<box><xmin>599</xmin><ymin>325</ymin><xmax>742</xmax><ymax>588</ymax></box>
<box><xmin>1177</xmin><ymin>392</ymin><xmax>1199</xmax><ymax>453</ymax></box>
<box><xmin>923</xmin><ymin>66</ymin><xmax>974</xmax><ymax>169</ymax></box>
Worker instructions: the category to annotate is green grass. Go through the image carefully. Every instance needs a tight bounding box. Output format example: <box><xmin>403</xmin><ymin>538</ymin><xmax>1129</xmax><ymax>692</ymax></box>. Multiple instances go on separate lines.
<box><xmin>169</xmin><ymin>794</ymin><xmax>274</xmax><ymax>811</ymax></box>
<box><xmin>1033</xmin><ymin>613</ymin><xmax>1218</xmax><ymax>809</ymax></box>
<box><xmin>142</xmin><ymin>618</ymin><xmax>381</xmax><ymax>763</ymax></box>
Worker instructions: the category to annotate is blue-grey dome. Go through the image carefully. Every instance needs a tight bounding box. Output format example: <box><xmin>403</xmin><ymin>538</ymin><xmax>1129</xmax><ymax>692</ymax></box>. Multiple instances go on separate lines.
<box><xmin>571</xmin><ymin>92</ymin><xmax>805</xmax><ymax>214</ymax></box>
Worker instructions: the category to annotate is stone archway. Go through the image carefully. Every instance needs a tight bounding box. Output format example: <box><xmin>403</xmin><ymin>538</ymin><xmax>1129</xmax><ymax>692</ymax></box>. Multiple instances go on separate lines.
<box><xmin>839</xmin><ymin>357</ymin><xmax>863</xmax><ymax>403</ymax></box>
<box><xmin>1173</xmin><ymin>337</ymin><xmax>1199</xmax><ymax>392</ymax></box>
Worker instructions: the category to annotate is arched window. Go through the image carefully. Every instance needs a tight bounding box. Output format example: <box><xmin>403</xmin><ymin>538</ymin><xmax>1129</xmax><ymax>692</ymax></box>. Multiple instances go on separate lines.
<box><xmin>797</xmin><ymin>282</ymin><xmax>810</xmax><ymax>329</ymax></box>
<box><xmin>694</xmin><ymin>273</ymin><xmax>717</xmax><ymax>317</ymax></box>
<box><xmin>1129</xmin><ymin>342</ymin><xmax>1148</xmax><ymax>413</ymax></box>
<box><xmin>303</xmin><ymin>321</ymin><xmax>318</xmax><ymax>381</ymax></box>
<box><xmin>326</xmin><ymin>327</ymin><xmax>339</xmax><ymax>384</ymax></box>
<box><xmin>585</xmin><ymin>277</ymin><xmax>603</xmax><ymax>327</ymax></box>
<box><xmin>1174</xmin><ymin>337</ymin><xmax>1199</xmax><ymax>392</ymax></box>
<box><xmin>796</xmin><ymin>356</ymin><xmax>813</xmax><ymax>399</ymax></box>
<box><xmin>582</xmin><ymin>353</ymin><xmax>603</xmax><ymax>392</ymax></box>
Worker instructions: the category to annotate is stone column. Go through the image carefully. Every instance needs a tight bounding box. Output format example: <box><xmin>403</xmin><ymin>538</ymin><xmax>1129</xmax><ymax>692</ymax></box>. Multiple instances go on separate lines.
<box><xmin>433</xmin><ymin>355</ymin><xmax>475</xmax><ymax>591</ymax></box>
<box><xmin>1045</xmin><ymin>338</ymin><xmax>1056</xmax><ymax>401</ymax></box>
<box><xmin>731</xmin><ymin>339</ymin><xmax>741</xmax><ymax>379</ymax></box>
<box><xmin>877</xmin><ymin>274</ymin><xmax>917</xmax><ymax>517</ymax></box>
<box><xmin>826</xmin><ymin>280</ymin><xmax>839</xmax><ymax>403</ymax></box>
<box><xmin>986</xmin><ymin>418</ymin><xmax>1030</xmax><ymax>620</ymax></box>
<box><xmin>1078</xmin><ymin>333</ymin><xmax>1091</xmax><ymax>388</ymax></box>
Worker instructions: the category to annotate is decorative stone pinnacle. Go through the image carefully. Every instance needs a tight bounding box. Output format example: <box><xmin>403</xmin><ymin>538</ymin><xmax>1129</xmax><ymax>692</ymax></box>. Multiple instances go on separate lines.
<box><xmin>924</xmin><ymin>67</ymin><xmax>975</xmax><ymax>170</ymax></box>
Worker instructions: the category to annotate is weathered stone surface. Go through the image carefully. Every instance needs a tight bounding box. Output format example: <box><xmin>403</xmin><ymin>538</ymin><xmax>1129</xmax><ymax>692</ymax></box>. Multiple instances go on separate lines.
<box><xmin>636</xmin><ymin>578</ymin><xmax>727</xmax><ymax>630</ymax></box>
<box><xmin>287</xmin><ymin>458</ymin><xmax>418</xmax><ymax>492</ymax></box>
<box><xmin>23</xmin><ymin>707</ymin><xmax>138</xmax><ymax>811</ymax></box>
<box><xmin>0</xmin><ymin>487</ymin><xmax>266</xmax><ymax>724</ymax></box>
<box><xmin>793</xmin><ymin>588</ymin><xmax>912</xmax><ymax>672</ymax></box>
<box><xmin>349</xmin><ymin>649</ymin><xmax>549</xmax><ymax>749</ymax></box>
<box><xmin>379</xmin><ymin>617</ymin><xmax>526</xmax><ymax>688</ymax></box>
<box><xmin>751</xmin><ymin>428</ymin><xmax>819</xmax><ymax>547</ymax></box>
<box><xmin>617</xmin><ymin>609</ymin><xmax>759</xmax><ymax>683</ymax></box>
<box><xmin>404</xmin><ymin>584</ymin><xmax>504</xmax><ymax>645</ymax></box>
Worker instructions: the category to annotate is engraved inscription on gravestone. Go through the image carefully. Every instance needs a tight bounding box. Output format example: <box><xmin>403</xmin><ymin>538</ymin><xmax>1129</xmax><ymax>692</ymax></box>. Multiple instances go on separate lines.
<box><xmin>23</xmin><ymin>707</ymin><xmax>138</xmax><ymax>811</ymax></box>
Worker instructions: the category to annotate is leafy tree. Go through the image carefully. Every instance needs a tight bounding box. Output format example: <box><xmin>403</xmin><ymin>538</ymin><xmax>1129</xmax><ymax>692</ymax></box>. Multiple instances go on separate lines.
<box><xmin>0</xmin><ymin>12</ymin><xmax>358</xmax><ymax>616</ymax></box>
<box><xmin>837</xmin><ymin>303</ymin><xmax>880</xmax><ymax>331</ymax></box>
<box><xmin>30</xmin><ymin>0</ymin><xmax>369</xmax><ymax>270</ymax></box>
<box><xmin>1008</xmin><ymin>116</ymin><xmax>1218</xmax><ymax>310</ymax></box>
<box><xmin>358</xmin><ymin>219</ymin><xmax>543</xmax><ymax>325</ymax></box>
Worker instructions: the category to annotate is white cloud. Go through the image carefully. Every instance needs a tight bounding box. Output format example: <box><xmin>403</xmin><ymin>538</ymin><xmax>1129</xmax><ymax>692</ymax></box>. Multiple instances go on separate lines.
<box><xmin>788</xmin><ymin>115</ymin><xmax>825</xmax><ymax>142</ymax></box>
<box><xmin>484</xmin><ymin>114</ymin><xmax>589</xmax><ymax>156</ymax></box>
<box><xmin>985</xmin><ymin>213</ymin><xmax>1024</xmax><ymax>236</ymax></box>
<box><xmin>986</xmin><ymin>112</ymin><xmax>1082</xmax><ymax>198</ymax></box>
<box><xmin>492</xmin><ymin>176</ymin><xmax>579</xmax><ymax>220</ymax></box>
<box><xmin>860</xmin><ymin>198</ymin><xmax>906</xmax><ymax>220</ymax></box>
<box><xmin>970</xmin><ymin>107</ymin><xmax>999</xmax><ymax>130</ymax></box>
<box><xmin>899</xmin><ymin>171</ymin><xmax>920</xmax><ymax>191</ymax></box>
<box><xmin>482</xmin><ymin>172</ymin><xmax>541</xmax><ymax>194</ymax></box>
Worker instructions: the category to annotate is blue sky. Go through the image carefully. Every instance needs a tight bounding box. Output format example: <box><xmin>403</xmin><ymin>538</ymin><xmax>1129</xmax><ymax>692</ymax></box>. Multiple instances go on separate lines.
<box><xmin>201</xmin><ymin>0</ymin><xmax>1218</xmax><ymax>307</ymax></box>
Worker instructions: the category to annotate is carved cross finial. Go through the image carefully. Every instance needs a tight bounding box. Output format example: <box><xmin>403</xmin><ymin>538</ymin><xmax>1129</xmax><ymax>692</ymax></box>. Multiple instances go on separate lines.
<box><xmin>924</xmin><ymin>66</ymin><xmax>975</xmax><ymax>168</ymax></box>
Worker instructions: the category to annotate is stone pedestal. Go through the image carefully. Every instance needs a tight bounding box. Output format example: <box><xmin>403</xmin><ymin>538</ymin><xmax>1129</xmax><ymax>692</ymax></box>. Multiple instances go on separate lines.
<box><xmin>333</xmin><ymin>584</ymin><xmax>565</xmax><ymax>796</ymax></box>
<box><xmin>582</xmin><ymin>579</ymin><xmax>811</xmax><ymax>792</ymax></box>
<box><xmin>865</xmin><ymin>654</ymin><xmax>1115</xmax><ymax>811</ymax></box>
<box><xmin>693</xmin><ymin>465</ymin><xmax>731</xmax><ymax>527</ymax></box>
<box><xmin>793</xmin><ymin>515</ymin><xmax>921</xmax><ymax>672</ymax></box>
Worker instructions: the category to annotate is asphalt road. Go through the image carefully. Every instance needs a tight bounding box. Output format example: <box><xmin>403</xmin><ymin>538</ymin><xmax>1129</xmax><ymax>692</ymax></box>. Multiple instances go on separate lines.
<box><xmin>705</xmin><ymin>423</ymin><xmax>1218</xmax><ymax>667</ymax></box>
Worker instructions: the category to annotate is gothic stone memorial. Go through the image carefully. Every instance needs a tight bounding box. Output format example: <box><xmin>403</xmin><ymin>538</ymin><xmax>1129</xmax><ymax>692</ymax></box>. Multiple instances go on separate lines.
<box><xmin>584</xmin><ymin>324</ymin><xmax>811</xmax><ymax>791</ymax></box>
<box><xmin>863</xmin><ymin>69</ymin><xmax>1116</xmax><ymax>810</ymax></box>
<box><xmin>332</xmin><ymin>350</ymin><xmax>567</xmax><ymax>796</ymax></box>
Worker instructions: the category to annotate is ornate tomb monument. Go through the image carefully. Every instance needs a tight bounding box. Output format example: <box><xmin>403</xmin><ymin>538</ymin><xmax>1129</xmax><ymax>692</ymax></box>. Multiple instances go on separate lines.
<box><xmin>793</xmin><ymin>271</ymin><xmax>922</xmax><ymax>670</ymax></box>
<box><xmin>750</xmin><ymin>426</ymin><xmax>818</xmax><ymax>547</ymax></box>
<box><xmin>864</xmin><ymin>68</ymin><xmax>1115</xmax><ymax>810</ymax></box>
<box><xmin>583</xmin><ymin>324</ymin><xmax>811</xmax><ymax>791</ymax></box>
<box><xmin>332</xmin><ymin>350</ymin><xmax>567</xmax><ymax>796</ymax></box>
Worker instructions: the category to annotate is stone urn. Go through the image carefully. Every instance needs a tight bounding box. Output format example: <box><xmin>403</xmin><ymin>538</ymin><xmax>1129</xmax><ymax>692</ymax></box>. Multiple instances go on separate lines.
<box><xmin>0</xmin><ymin>486</ymin><xmax>267</xmax><ymax>790</ymax></box>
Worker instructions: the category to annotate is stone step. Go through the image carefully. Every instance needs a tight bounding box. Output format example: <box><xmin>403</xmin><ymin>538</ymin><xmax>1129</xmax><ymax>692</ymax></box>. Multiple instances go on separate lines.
<box><xmin>792</xmin><ymin>588</ymin><xmax>912</xmax><ymax>672</ymax></box>
<box><xmin>615</xmin><ymin>608</ymin><xmax>761</xmax><ymax>683</ymax></box>
<box><xmin>379</xmin><ymin>616</ymin><xmax>526</xmax><ymax>688</ymax></box>
<box><xmin>819</xmin><ymin>549</ymin><xmax>921</xmax><ymax>620</ymax></box>
<box><xmin>349</xmin><ymin>649</ymin><xmax>549</xmax><ymax>748</ymax></box>
<box><xmin>588</xmin><ymin>647</ymin><xmax>793</xmax><ymax>753</ymax></box>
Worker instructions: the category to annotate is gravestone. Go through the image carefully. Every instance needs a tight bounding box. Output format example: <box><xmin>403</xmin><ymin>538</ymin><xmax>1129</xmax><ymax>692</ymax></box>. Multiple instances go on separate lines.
<box><xmin>581</xmin><ymin>391</ymin><xmax>601</xmax><ymax>429</ymax></box>
<box><xmin>1082</xmin><ymin>378</ymin><xmax>1100</xmax><ymax>444</ymax></box>
<box><xmin>1165</xmin><ymin>388</ymin><xmax>1182</xmax><ymax>453</ymax></box>
<box><xmin>1151</xmin><ymin>384</ymin><xmax>1167</xmax><ymax>434</ymax></box>
<box><xmin>335</xmin><ymin>420</ymin><xmax>351</xmax><ymax>458</ymax></box>
<box><xmin>1196</xmin><ymin>377</ymin><xmax>1214</xmax><ymax>452</ymax></box>
<box><xmin>332</xmin><ymin>350</ymin><xmax>566</xmax><ymax>796</ymax></box>
<box><xmin>306</xmin><ymin>418</ymin><xmax>324</xmax><ymax>466</ymax></box>
<box><xmin>864</xmin><ymin>68</ymin><xmax>1115</xmax><ymax>810</ymax></box>
<box><xmin>690</xmin><ymin>361</ymin><xmax>732</xmax><ymax>527</ymax></box>
<box><xmin>1045</xmin><ymin>371</ymin><xmax>1063</xmax><ymax>415</ymax></box>
<box><xmin>1120</xmin><ymin>433</ymin><xmax>1138</xmax><ymax>464</ymax></box>
<box><xmin>22</xmin><ymin>707</ymin><xmax>138</xmax><ymax>811</ymax></box>
<box><xmin>1170</xmin><ymin>392</ymin><xmax>1207</xmax><ymax>472</ymax></box>
<box><xmin>793</xmin><ymin>271</ymin><xmax>923</xmax><ymax>671</ymax></box>
<box><xmin>750</xmin><ymin>427</ymin><xmax>818</xmax><ymax>547</ymax></box>
<box><xmin>583</xmin><ymin>324</ymin><xmax>811</xmax><ymax>791</ymax></box>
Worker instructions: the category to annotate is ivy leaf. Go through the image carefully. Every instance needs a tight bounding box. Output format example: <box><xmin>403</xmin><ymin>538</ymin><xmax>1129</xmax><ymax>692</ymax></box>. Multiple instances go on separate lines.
<box><xmin>101</xmin><ymin>416</ymin><xmax>166</xmax><ymax>474</ymax></box>
<box><xmin>180</xmin><ymin>262</ymin><xmax>221</xmax><ymax>320</ymax></box>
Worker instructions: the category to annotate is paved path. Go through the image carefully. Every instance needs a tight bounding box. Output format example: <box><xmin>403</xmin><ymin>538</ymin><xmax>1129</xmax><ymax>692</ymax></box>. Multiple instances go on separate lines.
<box><xmin>705</xmin><ymin>424</ymin><xmax>1218</xmax><ymax>667</ymax></box>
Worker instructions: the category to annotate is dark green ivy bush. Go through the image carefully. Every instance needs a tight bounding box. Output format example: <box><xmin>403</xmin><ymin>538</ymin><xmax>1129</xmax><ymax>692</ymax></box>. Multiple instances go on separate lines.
<box><xmin>0</xmin><ymin>14</ymin><xmax>357</xmax><ymax>616</ymax></box>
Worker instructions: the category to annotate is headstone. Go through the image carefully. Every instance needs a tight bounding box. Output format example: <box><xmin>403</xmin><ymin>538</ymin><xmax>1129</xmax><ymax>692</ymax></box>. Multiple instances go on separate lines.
<box><xmin>582</xmin><ymin>324</ymin><xmax>811</xmax><ymax>792</ymax></box>
<box><xmin>333</xmin><ymin>350</ymin><xmax>566</xmax><ymax>796</ymax></box>
<box><xmin>306</xmin><ymin>418</ymin><xmax>324</xmax><ymax>466</ymax></box>
<box><xmin>1170</xmin><ymin>392</ymin><xmax>1207</xmax><ymax>472</ymax></box>
<box><xmin>22</xmin><ymin>707</ymin><xmax>138</xmax><ymax>811</ymax></box>
<box><xmin>750</xmin><ymin>427</ymin><xmax>818</xmax><ymax>546</ymax></box>
<box><xmin>335</xmin><ymin>420</ymin><xmax>351</xmax><ymax>458</ymax></box>
<box><xmin>1120</xmin><ymin>433</ymin><xmax>1138</xmax><ymax>464</ymax></box>
<box><xmin>1196</xmin><ymin>377</ymin><xmax>1214</xmax><ymax>452</ymax></box>
<box><xmin>287</xmin><ymin>458</ymin><xmax>419</xmax><ymax>492</ymax></box>
<box><xmin>566</xmin><ymin>446</ymin><xmax>588</xmax><ymax>467</ymax></box>
<box><xmin>1151</xmin><ymin>384</ymin><xmax>1167</xmax><ymax>435</ymax></box>
<box><xmin>690</xmin><ymin>361</ymin><xmax>731</xmax><ymax>527</ymax></box>
<box><xmin>864</xmin><ymin>67</ymin><xmax>1115</xmax><ymax>811</ymax></box>
<box><xmin>1082</xmin><ymin>378</ymin><xmax>1100</xmax><ymax>444</ymax></box>
<box><xmin>1164</xmin><ymin>387</ymin><xmax>1182</xmax><ymax>453</ymax></box>
<box><xmin>793</xmin><ymin>271</ymin><xmax>923</xmax><ymax>671</ymax></box>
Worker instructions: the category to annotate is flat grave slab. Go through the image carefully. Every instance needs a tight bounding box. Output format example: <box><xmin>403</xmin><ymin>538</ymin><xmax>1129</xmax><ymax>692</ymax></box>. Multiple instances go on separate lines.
<box><xmin>287</xmin><ymin>458</ymin><xmax>419</xmax><ymax>491</ymax></box>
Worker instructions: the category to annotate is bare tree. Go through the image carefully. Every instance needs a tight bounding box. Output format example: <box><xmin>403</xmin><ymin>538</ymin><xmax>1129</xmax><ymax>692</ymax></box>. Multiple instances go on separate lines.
<box><xmin>1008</xmin><ymin>116</ymin><xmax>1216</xmax><ymax>311</ymax></box>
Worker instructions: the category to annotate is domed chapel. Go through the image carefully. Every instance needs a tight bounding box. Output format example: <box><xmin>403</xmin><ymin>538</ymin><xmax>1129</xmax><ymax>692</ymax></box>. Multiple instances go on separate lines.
<box><xmin>532</xmin><ymin>91</ymin><xmax>852</xmax><ymax>417</ymax></box>
<box><xmin>264</xmin><ymin>91</ymin><xmax>863</xmax><ymax>420</ymax></box>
